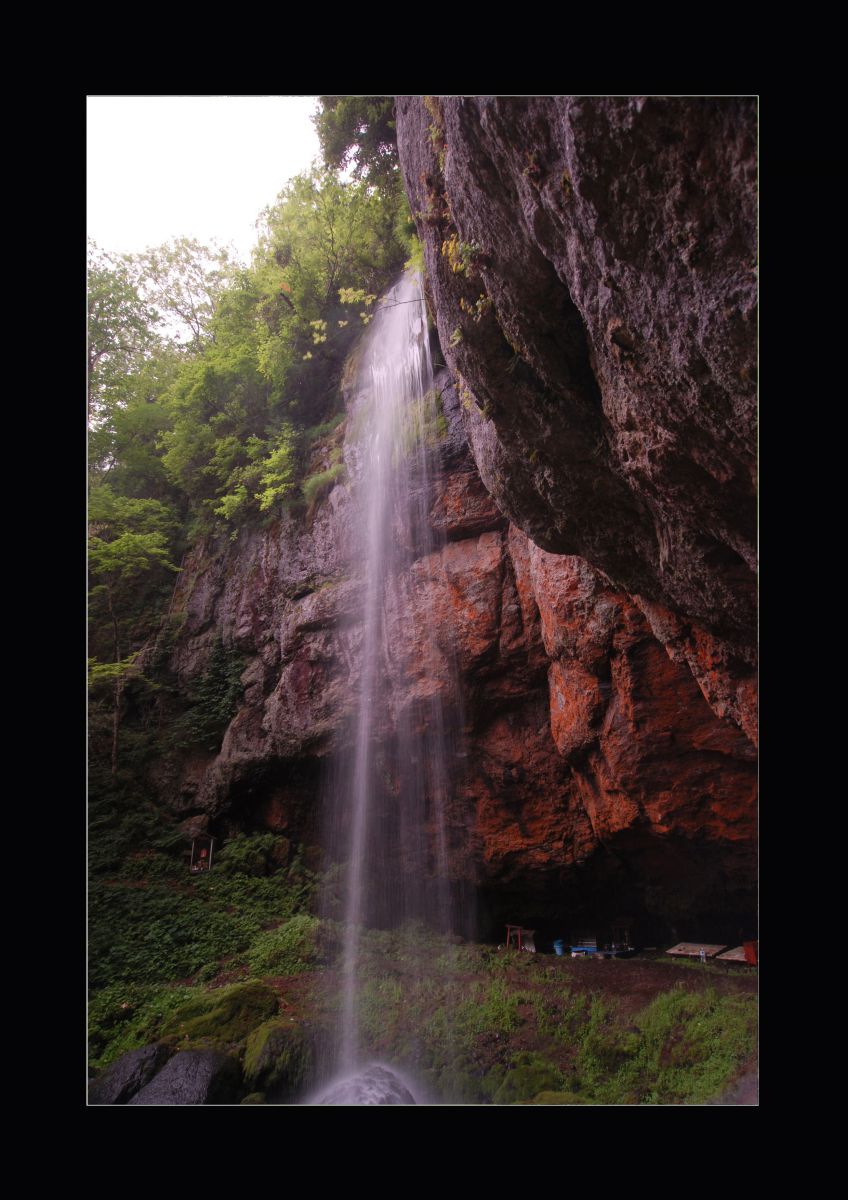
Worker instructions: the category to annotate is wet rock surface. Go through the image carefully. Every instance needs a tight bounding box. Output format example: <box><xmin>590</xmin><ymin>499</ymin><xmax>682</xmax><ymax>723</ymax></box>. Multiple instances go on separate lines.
<box><xmin>127</xmin><ymin>1049</ymin><xmax>241</xmax><ymax>1106</ymax></box>
<box><xmin>88</xmin><ymin>1043</ymin><xmax>171</xmax><ymax>1105</ymax></box>
<box><xmin>313</xmin><ymin>1064</ymin><xmax>418</xmax><ymax>1105</ymax></box>
<box><xmin>396</xmin><ymin>96</ymin><xmax>756</xmax><ymax>736</ymax></box>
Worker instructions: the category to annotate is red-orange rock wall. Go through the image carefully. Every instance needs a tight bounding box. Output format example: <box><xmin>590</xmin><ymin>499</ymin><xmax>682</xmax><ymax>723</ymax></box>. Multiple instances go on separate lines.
<box><xmin>155</xmin><ymin>379</ymin><xmax>756</xmax><ymax>928</ymax></box>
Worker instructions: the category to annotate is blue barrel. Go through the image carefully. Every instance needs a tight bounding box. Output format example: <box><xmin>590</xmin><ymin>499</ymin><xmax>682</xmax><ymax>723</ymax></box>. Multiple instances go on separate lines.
<box><xmin>553</xmin><ymin>939</ymin><xmax>565</xmax><ymax>956</ymax></box>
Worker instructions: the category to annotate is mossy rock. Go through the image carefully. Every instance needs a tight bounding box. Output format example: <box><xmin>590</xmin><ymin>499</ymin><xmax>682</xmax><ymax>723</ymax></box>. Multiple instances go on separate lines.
<box><xmin>162</xmin><ymin>982</ymin><xmax>279</xmax><ymax>1046</ymax></box>
<box><xmin>437</xmin><ymin>1065</ymin><xmax>486</xmax><ymax>1104</ymax></box>
<box><xmin>240</xmin><ymin>1092</ymin><xmax>267</xmax><ymax>1105</ymax></box>
<box><xmin>492</xmin><ymin>1053</ymin><xmax>563</xmax><ymax>1105</ymax></box>
<box><xmin>480</xmin><ymin>1063</ymin><xmax>506</xmax><ymax>1102</ymax></box>
<box><xmin>526</xmin><ymin>1090</ymin><xmax>595</xmax><ymax>1105</ymax></box>
<box><xmin>244</xmin><ymin>1019</ymin><xmax>313</xmax><ymax>1099</ymax></box>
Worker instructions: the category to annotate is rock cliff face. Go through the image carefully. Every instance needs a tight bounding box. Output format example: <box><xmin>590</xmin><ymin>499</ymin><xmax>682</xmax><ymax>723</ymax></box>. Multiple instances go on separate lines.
<box><xmin>395</xmin><ymin>97</ymin><xmax>757</xmax><ymax>744</ymax></box>
<box><xmin>155</xmin><ymin>368</ymin><xmax>756</xmax><ymax>937</ymax></box>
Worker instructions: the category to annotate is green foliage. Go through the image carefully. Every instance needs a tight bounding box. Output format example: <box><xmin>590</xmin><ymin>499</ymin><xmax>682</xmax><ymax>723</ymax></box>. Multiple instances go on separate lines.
<box><xmin>89</xmin><ymin>529</ymin><xmax>176</xmax><ymax>584</ymax></box>
<box><xmin>88</xmin><ymin>241</ymin><xmax>162</xmax><ymax>419</ymax></box>
<box><xmin>404</xmin><ymin>235</ymin><xmax>425</xmax><ymax>274</ymax></box>
<box><xmin>88</xmin><ymin>981</ymin><xmax>195</xmax><ymax>1070</ymax></box>
<box><xmin>150</xmin><ymin>167</ymin><xmax>410</xmax><ymax>531</ymax></box>
<box><xmin>314</xmin><ymin>97</ymin><xmax>398</xmax><ymax>190</ymax></box>
<box><xmin>441</xmin><ymin>233</ymin><xmax>481</xmax><ymax>277</ymax></box>
<box><xmin>301</xmin><ymin>461</ymin><xmax>346</xmax><ymax>508</ymax></box>
<box><xmin>304</xmin><ymin>414</ymin><xmax>345</xmax><ymax>443</ymax></box>
<box><xmin>88</xmin><ymin>653</ymin><xmax>142</xmax><ymax>691</ymax></box>
<box><xmin>459</xmin><ymin>293</ymin><xmax>493</xmax><ymax>322</ymax></box>
<box><xmin>255</xmin><ymin>426</ymin><xmax>298</xmax><ymax>511</ymax></box>
<box><xmin>167</xmin><ymin>639</ymin><xmax>244</xmax><ymax>751</ymax></box>
<box><xmin>135</xmin><ymin>236</ymin><xmax>234</xmax><ymax>350</ymax></box>
<box><xmin>215</xmin><ymin>832</ymin><xmax>291</xmax><ymax>878</ymax></box>
<box><xmin>89</xmin><ymin>879</ymin><xmax>255</xmax><ymax>990</ymax></box>
<box><xmin>493</xmin><ymin>1052</ymin><xmax>565</xmax><ymax>1104</ymax></box>
<box><xmin>245</xmin><ymin>915</ymin><xmax>335</xmax><ymax>977</ymax></box>
<box><xmin>457</xmin><ymin>978</ymin><xmax>525</xmax><ymax>1037</ymax></box>
<box><xmin>611</xmin><ymin>987</ymin><xmax>757</xmax><ymax>1105</ymax></box>
<box><xmin>88</xmin><ymin>808</ymin><xmax>318</xmax><ymax>992</ymax></box>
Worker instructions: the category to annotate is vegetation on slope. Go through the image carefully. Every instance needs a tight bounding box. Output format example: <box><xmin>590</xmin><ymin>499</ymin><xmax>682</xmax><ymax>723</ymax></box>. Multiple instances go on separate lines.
<box><xmin>88</xmin><ymin>810</ymin><xmax>755</xmax><ymax>1104</ymax></box>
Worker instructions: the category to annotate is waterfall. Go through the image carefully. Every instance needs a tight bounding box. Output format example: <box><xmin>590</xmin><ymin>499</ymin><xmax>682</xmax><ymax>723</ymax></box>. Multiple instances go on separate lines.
<box><xmin>317</xmin><ymin>270</ymin><xmax>467</xmax><ymax>1099</ymax></box>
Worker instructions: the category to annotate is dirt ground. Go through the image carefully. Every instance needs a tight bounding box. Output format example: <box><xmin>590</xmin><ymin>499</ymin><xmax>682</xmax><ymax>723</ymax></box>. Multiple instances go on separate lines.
<box><xmin>536</xmin><ymin>953</ymin><xmax>758</xmax><ymax>1014</ymax></box>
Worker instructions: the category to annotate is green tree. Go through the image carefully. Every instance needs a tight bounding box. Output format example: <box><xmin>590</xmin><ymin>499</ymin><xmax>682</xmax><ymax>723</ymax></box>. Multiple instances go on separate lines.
<box><xmin>314</xmin><ymin>97</ymin><xmax>399</xmax><ymax>191</ymax></box>
<box><xmin>88</xmin><ymin>486</ymin><xmax>180</xmax><ymax>779</ymax></box>
<box><xmin>155</xmin><ymin>167</ymin><xmax>412</xmax><ymax>530</ymax></box>
<box><xmin>87</xmin><ymin>241</ymin><xmax>161</xmax><ymax>422</ymax></box>
<box><xmin>137</xmin><ymin>237</ymin><xmax>235</xmax><ymax>351</ymax></box>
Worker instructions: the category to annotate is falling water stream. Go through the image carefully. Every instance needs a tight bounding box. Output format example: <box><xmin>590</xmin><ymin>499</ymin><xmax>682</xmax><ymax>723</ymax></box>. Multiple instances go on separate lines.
<box><xmin>315</xmin><ymin>271</ymin><xmax>465</xmax><ymax>1104</ymax></box>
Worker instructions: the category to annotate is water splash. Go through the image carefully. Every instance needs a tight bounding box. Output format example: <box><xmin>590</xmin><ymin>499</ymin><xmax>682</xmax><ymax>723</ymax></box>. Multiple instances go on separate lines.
<box><xmin>312</xmin><ymin>1063</ymin><xmax>420</xmax><ymax>1106</ymax></box>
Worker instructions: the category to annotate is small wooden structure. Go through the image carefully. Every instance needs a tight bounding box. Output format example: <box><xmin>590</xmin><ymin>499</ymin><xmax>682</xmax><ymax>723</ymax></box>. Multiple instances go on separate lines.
<box><xmin>666</xmin><ymin>942</ymin><xmax>726</xmax><ymax>959</ymax></box>
<box><xmin>189</xmin><ymin>834</ymin><xmax>215</xmax><ymax>874</ymax></box>
<box><xmin>716</xmin><ymin>946</ymin><xmax>747</xmax><ymax>962</ymax></box>
<box><xmin>505</xmin><ymin>925</ymin><xmax>536</xmax><ymax>952</ymax></box>
<box><xmin>717</xmin><ymin>943</ymin><xmax>758</xmax><ymax>965</ymax></box>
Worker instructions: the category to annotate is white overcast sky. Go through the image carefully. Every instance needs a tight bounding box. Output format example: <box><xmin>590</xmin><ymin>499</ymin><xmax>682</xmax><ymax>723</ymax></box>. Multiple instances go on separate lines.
<box><xmin>87</xmin><ymin>96</ymin><xmax>322</xmax><ymax>264</ymax></box>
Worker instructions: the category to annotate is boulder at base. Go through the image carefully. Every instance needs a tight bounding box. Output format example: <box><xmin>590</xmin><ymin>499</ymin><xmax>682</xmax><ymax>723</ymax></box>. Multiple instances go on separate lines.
<box><xmin>88</xmin><ymin>1043</ymin><xmax>171</xmax><ymax>1105</ymax></box>
<box><xmin>128</xmin><ymin>1049</ymin><xmax>241</xmax><ymax>1105</ymax></box>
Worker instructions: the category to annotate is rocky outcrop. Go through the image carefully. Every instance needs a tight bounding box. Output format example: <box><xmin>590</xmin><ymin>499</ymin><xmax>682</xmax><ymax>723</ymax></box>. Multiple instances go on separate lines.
<box><xmin>395</xmin><ymin>96</ymin><xmax>756</xmax><ymax>741</ymax></box>
<box><xmin>151</xmin><ymin>366</ymin><xmax>755</xmax><ymax>930</ymax></box>
<box><xmin>88</xmin><ymin>1043</ymin><xmax>171</xmax><ymax>1105</ymax></box>
<box><xmin>127</xmin><ymin>1050</ymin><xmax>241</xmax><ymax>1106</ymax></box>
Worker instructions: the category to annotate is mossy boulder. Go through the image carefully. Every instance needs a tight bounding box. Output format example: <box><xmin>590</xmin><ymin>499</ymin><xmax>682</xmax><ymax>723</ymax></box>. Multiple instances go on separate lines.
<box><xmin>243</xmin><ymin>1018</ymin><xmax>313</xmax><ymax>1099</ymax></box>
<box><xmin>240</xmin><ymin>1092</ymin><xmax>267</xmax><ymax>1104</ymax></box>
<box><xmin>492</xmin><ymin>1053</ymin><xmax>563</xmax><ymax>1105</ymax></box>
<box><xmin>526</xmin><ymin>1090</ymin><xmax>595</xmax><ymax>1105</ymax></box>
<box><xmin>437</xmin><ymin>1064</ymin><xmax>486</xmax><ymax>1104</ymax></box>
<box><xmin>162</xmin><ymin>982</ymin><xmax>278</xmax><ymax>1046</ymax></box>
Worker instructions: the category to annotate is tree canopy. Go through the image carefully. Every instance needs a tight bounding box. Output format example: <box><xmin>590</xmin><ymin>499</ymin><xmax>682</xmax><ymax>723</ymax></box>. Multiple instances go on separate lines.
<box><xmin>314</xmin><ymin>97</ymin><xmax>399</xmax><ymax>191</ymax></box>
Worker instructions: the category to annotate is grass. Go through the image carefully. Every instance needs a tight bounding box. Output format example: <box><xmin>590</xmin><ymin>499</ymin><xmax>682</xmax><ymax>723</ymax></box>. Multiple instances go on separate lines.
<box><xmin>657</xmin><ymin>955</ymin><xmax>742</xmax><ymax>976</ymax></box>
<box><xmin>302</xmin><ymin>461</ymin><xmax>346</xmax><ymax>507</ymax></box>
<box><xmin>88</xmin><ymin>982</ymin><xmax>196</xmax><ymax>1070</ymax></box>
